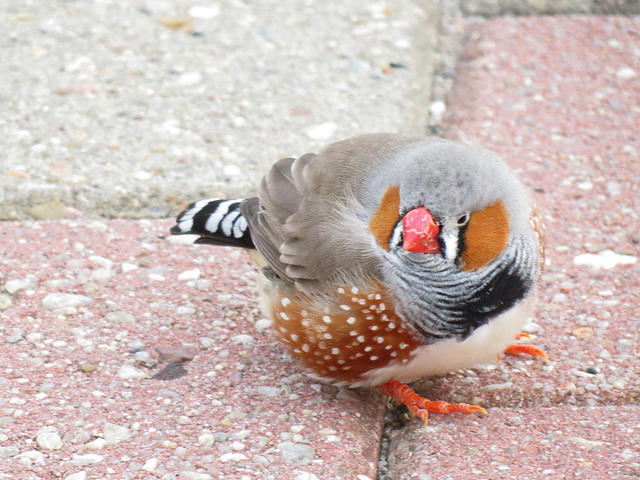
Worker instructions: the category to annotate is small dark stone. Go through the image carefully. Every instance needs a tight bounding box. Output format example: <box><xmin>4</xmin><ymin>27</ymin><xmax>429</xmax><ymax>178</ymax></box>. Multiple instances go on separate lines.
<box><xmin>585</xmin><ymin>367</ymin><xmax>597</xmax><ymax>375</ymax></box>
<box><xmin>152</xmin><ymin>363</ymin><xmax>188</xmax><ymax>381</ymax></box>
<box><xmin>389</xmin><ymin>62</ymin><xmax>408</xmax><ymax>69</ymax></box>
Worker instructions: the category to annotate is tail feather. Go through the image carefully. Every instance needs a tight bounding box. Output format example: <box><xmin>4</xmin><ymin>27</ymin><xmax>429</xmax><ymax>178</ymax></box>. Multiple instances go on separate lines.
<box><xmin>171</xmin><ymin>198</ymin><xmax>255</xmax><ymax>249</ymax></box>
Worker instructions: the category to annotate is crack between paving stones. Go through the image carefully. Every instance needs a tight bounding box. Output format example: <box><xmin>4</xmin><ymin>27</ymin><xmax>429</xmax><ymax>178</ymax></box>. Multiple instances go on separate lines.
<box><xmin>376</xmin><ymin>398</ymin><xmax>411</xmax><ymax>480</ymax></box>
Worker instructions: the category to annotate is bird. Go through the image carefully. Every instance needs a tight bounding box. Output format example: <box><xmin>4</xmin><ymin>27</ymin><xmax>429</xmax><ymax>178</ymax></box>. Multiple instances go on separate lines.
<box><xmin>171</xmin><ymin>133</ymin><xmax>547</xmax><ymax>424</ymax></box>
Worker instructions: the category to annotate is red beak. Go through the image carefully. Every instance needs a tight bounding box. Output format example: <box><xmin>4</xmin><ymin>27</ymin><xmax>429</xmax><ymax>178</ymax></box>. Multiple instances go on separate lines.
<box><xmin>402</xmin><ymin>207</ymin><xmax>441</xmax><ymax>254</ymax></box>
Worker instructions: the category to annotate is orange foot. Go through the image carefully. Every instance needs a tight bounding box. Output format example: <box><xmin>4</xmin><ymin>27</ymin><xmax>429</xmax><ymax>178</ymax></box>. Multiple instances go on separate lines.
<box><xmin>504</xmin><ymin>332</ymin><xmax>549</xmax><ymax>362</ymax></box>
<box><xmin>380</xmin><ymin>379</ymin><xmax>487</xmax><ymax>426</ymax></box>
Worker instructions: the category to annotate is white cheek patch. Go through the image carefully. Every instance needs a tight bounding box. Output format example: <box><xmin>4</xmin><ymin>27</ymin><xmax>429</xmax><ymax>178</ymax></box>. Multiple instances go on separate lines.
<box><xmin>441</xmin><ymin>226</ymin><xmax>459</xmax><ymax>262</ymax></box>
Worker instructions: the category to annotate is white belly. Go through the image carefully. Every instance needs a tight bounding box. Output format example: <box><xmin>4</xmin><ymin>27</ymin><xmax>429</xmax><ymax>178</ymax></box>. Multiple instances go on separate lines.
<box><xmin>352</xmin><ymin>293</ymin><xmax>536</xmax><ymax>387</ymax></box>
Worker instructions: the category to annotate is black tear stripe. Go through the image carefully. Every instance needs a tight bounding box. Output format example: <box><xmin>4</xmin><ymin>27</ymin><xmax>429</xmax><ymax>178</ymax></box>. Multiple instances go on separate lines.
<box><xmin>388</xmin><ymin>237</ymin><xmax>538</xmax><ymax>344</ymax></box>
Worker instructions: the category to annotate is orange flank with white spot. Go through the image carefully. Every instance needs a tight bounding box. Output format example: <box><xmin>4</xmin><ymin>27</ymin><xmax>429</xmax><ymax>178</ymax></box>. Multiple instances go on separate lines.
<box><xmin>269</xmin><ymin>284</ymin><xmax>421</xmax><ymax>384</ymax></box>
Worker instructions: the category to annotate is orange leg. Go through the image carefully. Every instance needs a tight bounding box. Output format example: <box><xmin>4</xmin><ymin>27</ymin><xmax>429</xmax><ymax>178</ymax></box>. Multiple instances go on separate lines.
<box><xmin>505</xmin><ymin>344</ymin><xmax>549</xmax><ymax>362</ymax></box>
<box><xmin>380</xmin><ymin>379</ymin><xmax>487</xmax><ymax>425</ymax></box>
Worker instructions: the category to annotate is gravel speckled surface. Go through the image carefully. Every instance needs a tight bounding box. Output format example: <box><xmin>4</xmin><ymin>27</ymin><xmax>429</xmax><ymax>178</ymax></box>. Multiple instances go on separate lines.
<box><xmin>0</xmin><ymin>220</ymin><xmax>383</xmax><ymax>479</ymax></box>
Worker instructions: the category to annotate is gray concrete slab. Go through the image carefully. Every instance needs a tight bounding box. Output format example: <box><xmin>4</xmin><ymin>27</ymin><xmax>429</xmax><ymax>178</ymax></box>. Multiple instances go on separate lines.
<box><xmin>1</xmin><ymin>0</ymin><xmax>440</xmax><ymax>220</ymax></box>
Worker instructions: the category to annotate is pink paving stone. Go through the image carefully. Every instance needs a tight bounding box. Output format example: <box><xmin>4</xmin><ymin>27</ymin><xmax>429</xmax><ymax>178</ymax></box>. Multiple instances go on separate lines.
<box><xmin>388</xmin><ymin>15</ymin><xmax>640</xmax><ymax>480</ymax></box>
<box><xmin>0</xmin><ymin>219</ymin><xmax>383</xmax><ymax>479</ymax></box>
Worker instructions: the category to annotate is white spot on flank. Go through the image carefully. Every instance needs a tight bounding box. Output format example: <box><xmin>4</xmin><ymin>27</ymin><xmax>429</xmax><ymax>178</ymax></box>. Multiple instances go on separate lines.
<box><xmin>375</xmin><ymin>337</ymin><xmax>384</xmax><ymax>344</ymax></box>
<box><xmin>388</xmin><ymin>323</ymin><xmax>396</xmax><ymax>330</ymax></box>
<box><xmin>346</xmin><ymin>317</ymin><xmax>356</xmax><ymax>325</ymax></box>
<box><xmin>379</xmin><ymin>303</ymin><xmax>386</xmax><ymax>311</ymax></box>
<box><xmin>322</xmin><ymin>315</ymin><xmax>332</xmax><ymax>324</ymax></box>
<box><xmin>302</xmin><ymin>344</ymin><xmax>310</xmax><ymax>352</ymax></box>
<box><xmin>364</xmin><ymin>346</ymin><xmax>372</xmax><ymax>352</ymax></box>
<box><xmin>375</xmin><ymin>294</ymin><xmax>381</xmax><ymax>300</ymax></box>
<box><xmin>337</xmin><ymin>287</ymin><xmax>345</xmax><ymax>294</ymax></box>
<box><xmin>342</xmin><ymin>366</ymin><xmax>351</xmax><ymax>370</ymax></box>
<box><xmin>370</xmin><ymin>356</ymin><xmax>378</xmax><ymax>361</ymax></box>
<box><xmin>349</xmin><ymin>331</ymin><xmax>358</xmax><ymax>336</ymax></box>
<box><xmin>331</xmin><ymin>348</ymin><xmax>340</xmax><ymax>355</ymax></box>
<box><xmin>390</xmin><ymin>351</ymin><xmax>398</xmax><ymax>357</ymax></box>
<box><xmin>281</xmin><ymin>297</ymin><xmax>291</xmax><ymax>307</ymax></box>
<box><xmin>301</xmin><ymin>310</ymin><xmax>309</xmax><ymax>317</ymax></box>
<box><xmin>323</xmin><ymin>333</ymin><xmax>332</xmax><ymax>339</ymax></box>
<box><xmin>324</xmin><ymin>355</ymin><xmax>331</xmax><ymax>360</ymax></box>
<box><xmin>328</xmin><ymin>366</ymin><xmax>337</xmax><ymax>371</ymax></box>
<box><xmin>399</xmin><ymin>342</ymin><xmax>409</xmax><ymax>349</ymax></box>
<box><xmin>370</xmin><ymin>325</ymin><xmax>379</xmax><ymax>331</ymax></box>
<box><xmin>279</xmin><ymin>312</ymin><xmax>289</xmax><ymax>320</ymax></box>
<box><xmin>358</xmin><ymin>299</ymin><xmax>366</xmax><ymax>305</ymax></box>
<box><xmin>340</xmin><ymin>304</ymin><xmax>351</xmax><ymax>311</ymax></box>
<box><xmin>351</xmin><ymin>287</ymin><xmax>359</xmax><ymax>294</ymax></box>
<box><xmin>357</xmin><ymin>336</ymin><xmax>365</xmax><ymax>343</ymax></box>
<box><xmin>290</xmin><ymin>333</ymin><xmax>299</xmax><ymax>341</ymax></box>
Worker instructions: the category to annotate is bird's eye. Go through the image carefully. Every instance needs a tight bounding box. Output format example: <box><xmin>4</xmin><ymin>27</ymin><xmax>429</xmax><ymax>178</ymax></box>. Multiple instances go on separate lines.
<box><xmin>457</xmin><ymin>214</ymin><xmax>469</xmax><ymax>226</ymax></box>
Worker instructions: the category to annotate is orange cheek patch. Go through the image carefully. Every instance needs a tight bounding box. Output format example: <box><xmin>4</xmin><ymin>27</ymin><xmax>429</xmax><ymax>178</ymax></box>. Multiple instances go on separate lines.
<box><xmin>461</xmin><ymin>201</ymin><xmax>510</xmax><ymax>271</ymax></box>
<box><xmin>369</xmin><ymin>185</ymin><xmax>400</xmax><ymax>251</ymax></box>
<box><xmin>270</xmin><ymin>283</ymin><xmax>420</xmax><ymax>384</ymax></box>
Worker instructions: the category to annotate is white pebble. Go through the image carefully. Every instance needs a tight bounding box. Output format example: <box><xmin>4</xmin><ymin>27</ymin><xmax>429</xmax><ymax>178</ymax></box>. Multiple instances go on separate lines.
<box><xmin>0</xmin><ymin>295</ymin><xmax>12</xmax><ymax>310</ymax></box>
<box><xmin>142</xmin><ymin>457</ymin><xmax>159</xmax><ymax>473</ymax></box>
<box><xmin>121</xmin><ymin>263</ymin><xmax>138</xmax><ymax>273</ymax></box>
<box><xmin>86</xmin><ymin>221</ymin><xmax>109</xmax><ymax>233</ymax></box>
<box><xmin>219</xmin><ymin>453</ymin><xmax>248</xmax><ymax>463</ymax></box>
<box><xmin>103</xmin><ymin>422</ymin><xmax>131</xmax><ymax>444</ymax></box>
<box><xmin>305</xmin><ymin>122</ymin><xmax>337</xmax><ymax>140</ymax></box>
<box><xmin>254</xmin><ymin>318</ymin><xmax>273</xmax><ymax>332</ymax></box>
<box><xmin>429</xmin><ymin>100</ymin><xmax>447</xmax><ymax>122</ymax></box>
<box><xmin>89</xmin><ymin>255</ymin><xmax>113</xmax><ymax>270</ymax></box>
<box><xmin>231</xmin><ymin>334</ymin><xmax>254</xmax><ymax>345</ymax></box>
<box><xmin>64</xmin><ymin>473</ymin><xmax>87</xmax><ymax>480</ymax></box>
<box><xmin>16</xmin><ymin>450</ymin><xmax>45</xmax><ymax>465</ymax></box>
<box><xmin>257</xmin><ymin>386</ymin><xmax>282</xmax><ymax>397</ymax></box>
<box><xmin>198</xmin><ymin>433</ymin><xmax>215</xmax><ymax>446</ymax></box>
<box><xmin>223</xmin><ymin>165</ymin><xmax>242</xmax><ymax>177</ymax></box>
<box><xmin>290</xmin><ymin>425</ymin><xmax>305</xmax><ymax>434</ymax></box>
<box><xmin>90</xmin><ymin>268</ymin><xmax>112</xmax><ymax>285</ymax></box>
<box><xmin>83</xmin><ymin>438</ymin><xmax>106</xmax><ymax>450</ymax></box>
<box><xmin>42</xmin><ymin>293</ymin><xmax>92</xmax><ymax>310</ymax></box>
<box><xmin>188</xmin><ymin>5</ymin><xmax>221</xmax><ymax>19</ymax></box>
<box><xmin>117</xmin><ymin>364</ymin><xmax>148</xmax><ymax>380</ymax></box>
<box><xmin>573</xmin><ymin>250</ymin><xmax>637</xmax><ymax>270</ymax></box>
<box><xmin>616</xmin><ymin>66</ymin><xmax>637</xmax><ymax>80</ymax></box>
<box><xmin>178</xmin><ymin>268</ymin><xmax>201</xmax><ymax>281</ymax></box>
<box><xmin>5</xmin><ymin>276</ymin><xmax>37</xmax><ymax>294</ymax></box>
<box><xmin>179</xmin><ymin>473</ymin><xmax>213</xmax><ymax>480</ymax></box>
<box><xmin>70</xmin><ymin>453</ymin><xmax>104</xmax><ymax>465</ymax></box>
<box><xmin>576</xmin><ymin>181</ymin><xmax>593</xmax><ymax>191</ymax></box>
<box><xmin>36</xmin><ymin>429</ymin><xmax>62</xmax><ymax>450</ymax></box>
<box><xmin>176</xmin><ymin>72</ymin><xmax>203</xmax><ymax>87</ymax></box>
<box><xmin>106</xmin><ymin>311</ymin><xmax>134</xmax><ymax>324</ymax></box>
<box><xmin>296</xmin><ymin>472</ymin><xmax>319</xmax><ymax>480</ymax></box>
<box><xmin>148</xmin><ymin>273</ymin><xmax>166</xmax><ymax>281</ymax></box>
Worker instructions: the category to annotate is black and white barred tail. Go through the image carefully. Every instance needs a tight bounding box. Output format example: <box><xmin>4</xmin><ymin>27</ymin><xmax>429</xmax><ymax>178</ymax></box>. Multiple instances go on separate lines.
<box><xmin>170</xmin><ymin>198</ymin><xmax>255</xmax><ymax>249</ymax></box>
